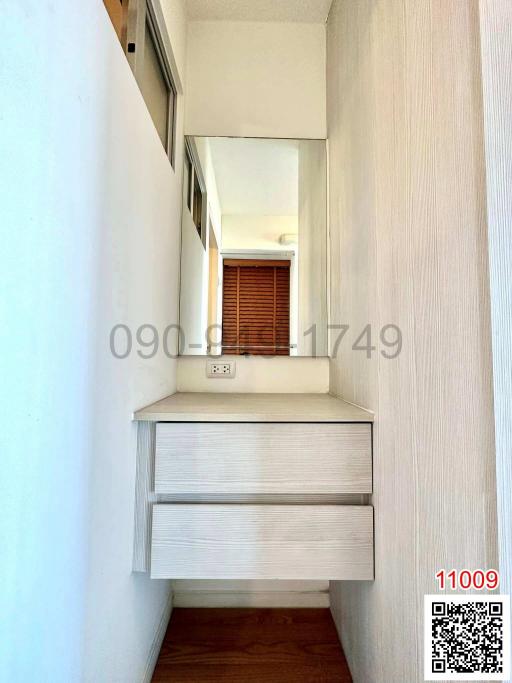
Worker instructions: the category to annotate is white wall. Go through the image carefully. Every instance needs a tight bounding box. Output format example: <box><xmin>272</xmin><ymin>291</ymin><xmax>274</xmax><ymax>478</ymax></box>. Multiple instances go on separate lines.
<box><xmin>326</xmin><ymin>1</ymin><xmax>498</xmax><ymax>681</ymax></box>
<box><xmin>185</xmin><ymin>21</ymin><xmax>326</xmax><ymax>138</ymax></box>
<box><xmin>179</xmin><ymin>209</ymin><xmax>208</xmax><ymax>354</ymax></box>
<box><xmin>479</xmin><ymin>4</ymin><xmax>512</xmax><ymax>680</ymax></box>
<box><xmin>222</xmin><ymin>215</ymin><xmax>297</xmax><ymax>250</ymax></box>
<box><xmin>0</xmin><ymin>1</ymin><xmax>186</xmax><ymax>681</ymax></box>
<box><xmin>160</xmin><ymin>0</ymin><xmax>187</xmax><ymax>81</ymax></box>
<box><xmin>297</xmin><ymin>140</ymin><xmax>327</xmax><ymax>355</ymax></box>
<box><xmin>177</xmin><ymin>356</ymin><xmax>329</xmax><ymax>393</ymax></box>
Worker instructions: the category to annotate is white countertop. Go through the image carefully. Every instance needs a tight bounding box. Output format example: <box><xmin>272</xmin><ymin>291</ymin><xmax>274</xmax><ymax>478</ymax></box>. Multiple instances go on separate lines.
<box><xmin>133</xmin><ymin>392</ymin><xmax>374</xmax><ymax>423</ymax></box>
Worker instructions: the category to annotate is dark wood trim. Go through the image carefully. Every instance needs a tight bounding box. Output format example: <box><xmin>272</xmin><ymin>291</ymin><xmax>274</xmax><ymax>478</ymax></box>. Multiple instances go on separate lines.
<box><xmin>104</xmin><ymin>0</ymin><xmax>128</xmax><ymax>45</ymax></box>
<box><xmin>236</xmin><ymin>265</ymin><xmax>240</xmax><ymax>344</ymax></box>
<box><xmin>224</xmin><ymin>259</ymin><xmax>291</xmax><ymax>268</ymax></box>
<box><xmin>273</xmin><ymin>267</ymin><xmax>277</xmax><ymax>353</ymax></box>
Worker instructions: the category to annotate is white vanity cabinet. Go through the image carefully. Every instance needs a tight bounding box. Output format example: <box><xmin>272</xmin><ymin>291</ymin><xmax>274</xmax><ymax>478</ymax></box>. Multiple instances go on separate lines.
<box><xmin>154</xmin><ymin>422</ymin><xmax>372</xmax><ymax>496</ymax></box>
<box><xmin>132</xmin><ymin>393</ymin><xmax>374</xmax><ymax>581</ymax></box>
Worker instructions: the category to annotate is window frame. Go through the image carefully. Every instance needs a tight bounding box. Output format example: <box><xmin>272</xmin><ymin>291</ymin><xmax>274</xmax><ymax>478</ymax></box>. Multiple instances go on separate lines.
<box><xmin>125</xmin><ymin>0</ymin><xmax>181</xmax><ymax>168</ymax></box>
<box><xmin>184</xmin><ymin>138</ymin><xmax>207</xmax><ymax>248</ymax></box>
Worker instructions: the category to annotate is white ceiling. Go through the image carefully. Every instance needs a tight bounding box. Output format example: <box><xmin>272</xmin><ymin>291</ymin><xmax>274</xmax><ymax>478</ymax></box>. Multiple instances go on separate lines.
<box><xmin>185</xmin><ymin>0</ymin><xmax>333</xmax><ymax>23</ymax></box>
<box><xmin>207</xmin><ymin>137</ymin><xmax>299</xmax><ymax>215</ymax></box>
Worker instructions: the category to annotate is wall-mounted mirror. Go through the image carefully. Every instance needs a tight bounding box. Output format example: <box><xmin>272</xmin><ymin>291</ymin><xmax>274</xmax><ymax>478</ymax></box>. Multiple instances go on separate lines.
<box><xmin>179</xmin><ymin>137</ymin><xmax>327</xmax><ymax>357</ymax></box>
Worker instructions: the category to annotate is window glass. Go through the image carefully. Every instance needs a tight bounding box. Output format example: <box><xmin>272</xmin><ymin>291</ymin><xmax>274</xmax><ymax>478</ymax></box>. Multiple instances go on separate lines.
<box><xmin>185</xmin><ymin>151</ymin><xmax>193</xmax><ymax>211</ymax></box>
<box><xmin>141</xmin><ymin>21</ymin><xmax>169</xmax><ymax>150</ymax></box>
<box><xmin>193</xmin><ymin>174</ymin><xmax>203</xmax><ymax>238</ymax></box>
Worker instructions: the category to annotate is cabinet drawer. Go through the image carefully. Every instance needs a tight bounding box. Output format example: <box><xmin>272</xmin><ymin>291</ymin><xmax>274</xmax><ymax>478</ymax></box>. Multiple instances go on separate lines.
<box><xmin>155</xmin><ymin>422</ymin><xmax>372</xmax><ymax>495</ymax></box>
<box><xmin>150</xmin><ymin>504</ymin><xmax>374</xmax><ymax>580</ymax></box>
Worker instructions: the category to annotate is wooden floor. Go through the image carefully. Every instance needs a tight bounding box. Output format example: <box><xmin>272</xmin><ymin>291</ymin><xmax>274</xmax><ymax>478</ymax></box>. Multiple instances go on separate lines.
<box><xmin>152</xmin><ymin>608</ymin><xmax>353</xmax><ymax>682</ymax></box>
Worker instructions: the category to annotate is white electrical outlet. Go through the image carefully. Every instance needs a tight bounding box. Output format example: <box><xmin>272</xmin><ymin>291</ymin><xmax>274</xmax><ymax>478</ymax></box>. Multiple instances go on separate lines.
<box><xmin>206</xmin><ymin>360</ymin><xmax>236</xmax><ymax>379</ymax></box>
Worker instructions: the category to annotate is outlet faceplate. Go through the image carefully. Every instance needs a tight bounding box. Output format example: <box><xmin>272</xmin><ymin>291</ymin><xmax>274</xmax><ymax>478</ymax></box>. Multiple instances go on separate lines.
<box><xmin>206</xmin><ymin>360</ymin><xmax>236</xmax><ymax>379</ymax></box>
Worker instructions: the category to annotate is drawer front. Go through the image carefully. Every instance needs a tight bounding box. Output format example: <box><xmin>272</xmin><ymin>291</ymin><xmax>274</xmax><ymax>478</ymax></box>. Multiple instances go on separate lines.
<box><xmin>155</xmin><ymin>422</ymin><xmax>372</xmax><ymax>495</ymax></box>
<box><xmin>151</xmin><ymin>504</ymin><xmax>374</xmax><ymax>580</ymax></box>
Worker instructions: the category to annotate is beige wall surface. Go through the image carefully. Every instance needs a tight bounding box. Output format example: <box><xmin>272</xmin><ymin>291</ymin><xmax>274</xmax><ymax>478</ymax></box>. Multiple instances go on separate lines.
<box><xmin>177</xmin><ymin>355</ymin><xmax>329</xmax><ymax>393</ymax></box>
<box><xmin>185</xmin><ymin>21</ymin><xmax>327</xmax><ymax>139</ymax></box>
<box><xmin>298</xmin><ymin>140</ymin><xmax>327</xmax><ymax>355</ymax></box>
<box><xmin>326</xmin><ymin>1</ymin><xmax>498</xmax><ymax>681</ymax></box>
<box><xmin>221</xmin><ymin>215</ymin><xmax>298</xmax><ymax>251</ymax></box>
<box><xmin>479</xmin><ymin>6</ymin><xmax>512</xmax><ymax>683</ymax></box>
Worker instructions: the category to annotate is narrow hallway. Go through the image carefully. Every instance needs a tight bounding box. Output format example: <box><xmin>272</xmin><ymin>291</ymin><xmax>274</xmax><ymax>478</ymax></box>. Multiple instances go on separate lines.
<box><xmin>3</xmin><ymin>0</ymin><xmax>508</xmax><ymax>681</ymax></box>
<box><xmin>152</xmin><ymin>609</ymin><xmax>352</xmax><ymax>682</ymax></box>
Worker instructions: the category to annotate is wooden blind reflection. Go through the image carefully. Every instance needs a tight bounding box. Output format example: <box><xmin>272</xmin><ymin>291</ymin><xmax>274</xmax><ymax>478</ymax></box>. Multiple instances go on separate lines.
<box><xmin>222</xmin><ymin>259</ymin><xmax>290</xmax><ymax>356</ymax></box>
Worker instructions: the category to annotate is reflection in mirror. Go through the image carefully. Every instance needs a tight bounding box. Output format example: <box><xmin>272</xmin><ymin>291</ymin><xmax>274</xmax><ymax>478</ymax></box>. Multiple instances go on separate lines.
<box><xmin>179</xmin><ymin>137</ymin><xmax>327</xmax><ymax>357</ymax></box>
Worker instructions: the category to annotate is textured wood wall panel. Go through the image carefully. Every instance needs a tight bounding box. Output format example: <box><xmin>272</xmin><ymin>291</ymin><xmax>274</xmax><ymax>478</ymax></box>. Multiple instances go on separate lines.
<box><xmin>326</xmin><ymin>0</ymin><xmax>498</xmax><ymax>680</ymax></box>
<box><xmin>479</xmin><ymin>3</ymin><xmax>512</xmax><ymax>681</ymax></box>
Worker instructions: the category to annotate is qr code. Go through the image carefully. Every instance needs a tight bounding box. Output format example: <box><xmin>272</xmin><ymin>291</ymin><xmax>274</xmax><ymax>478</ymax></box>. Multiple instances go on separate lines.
<box><xmin>425</xmin><ymin>595</ymin><xmax>510</xmax><ymax>680</ymax></box>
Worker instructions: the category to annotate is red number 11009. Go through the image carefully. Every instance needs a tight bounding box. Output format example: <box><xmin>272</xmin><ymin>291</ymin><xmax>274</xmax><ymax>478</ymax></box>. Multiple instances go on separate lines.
<box><xmin>435</xmin><ymin>569</ymin><xmax>499</xmax><ymax>591</ymax></box>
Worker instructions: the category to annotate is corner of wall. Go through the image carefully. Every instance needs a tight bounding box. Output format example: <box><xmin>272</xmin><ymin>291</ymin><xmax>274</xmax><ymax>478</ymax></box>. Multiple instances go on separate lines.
<box><xmin>141</xmin><ymin>590</ymin><xmax>173</xmax><ymax>683</ymax></box>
